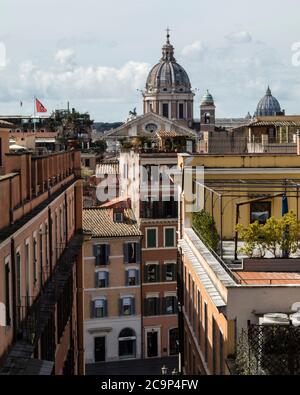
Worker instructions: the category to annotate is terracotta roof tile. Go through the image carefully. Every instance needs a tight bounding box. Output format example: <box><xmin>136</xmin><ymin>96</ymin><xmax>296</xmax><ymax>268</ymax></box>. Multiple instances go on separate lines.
<box><xmin>83</xmin><ymin>208</ymin><xmax>141</xmax><ymax>238</ymax></box>
<box><xmin>234</xmin><ymin>271</ymin><xmax>300</xmax><ymax>285</ymax></box>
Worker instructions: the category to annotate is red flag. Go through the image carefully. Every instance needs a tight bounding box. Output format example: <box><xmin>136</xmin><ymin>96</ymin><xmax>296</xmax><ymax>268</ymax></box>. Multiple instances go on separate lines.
<box><xmin>36</xmin><ymin>98</ymin><xmax>47</xmax><ymax>113</ymax></box>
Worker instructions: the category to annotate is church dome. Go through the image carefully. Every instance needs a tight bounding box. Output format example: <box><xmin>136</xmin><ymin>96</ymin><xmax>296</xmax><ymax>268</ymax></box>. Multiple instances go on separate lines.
<box><xmin>146</xmin><ymin>32</ymin><xmax>192</xmax><ymax>94</ymax></box>
<box><xmin>255</xmin><ymin>86</ymin><xmax>281</xmax><ymax>116</ymax></box>
<box><xmin>201</xmin><ymin>90</ymin><xmax>214</xmax><ymax>106</ymax></box>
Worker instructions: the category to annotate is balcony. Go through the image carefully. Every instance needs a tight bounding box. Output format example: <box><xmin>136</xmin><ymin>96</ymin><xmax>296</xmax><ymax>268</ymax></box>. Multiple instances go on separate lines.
<box><xmin>0</xmin><ymin>232</ymin><xmax>83</xmax><ymax>375</ymax></box>
<box><xmin>234</xmin><ymin>323</ymin><xmax>300</xmax><ymax>375</ymax></box>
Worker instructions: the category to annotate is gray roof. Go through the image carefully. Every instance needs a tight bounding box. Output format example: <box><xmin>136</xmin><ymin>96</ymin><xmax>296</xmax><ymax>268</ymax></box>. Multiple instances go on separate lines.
<box><xmin>146</xmin><ymin>35</ymin><xmax>191</xmax><ymax>94</ymax></box>
<box><xmin>179</xmin><ymin>237</ymin><xmax>227</xmax><ymax>308</ymax></box>
<box><xmin>255</xmin><ymin>86</ymin><xmax>281</xmax><ymax>116</ymax></box>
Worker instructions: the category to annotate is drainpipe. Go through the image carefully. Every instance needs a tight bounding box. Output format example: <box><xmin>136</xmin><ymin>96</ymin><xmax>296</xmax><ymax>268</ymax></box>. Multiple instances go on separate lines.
<box><xmin>297</xmin><ymin>130</ymin><xmax>300</xmax><ymax>156</ymax></box>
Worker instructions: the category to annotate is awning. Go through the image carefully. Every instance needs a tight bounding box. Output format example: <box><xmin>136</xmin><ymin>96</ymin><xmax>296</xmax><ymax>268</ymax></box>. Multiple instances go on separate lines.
<box><xmin>36</xmin><ymin>138</ymin><xmax>56</xmax><ymax>143</ymax></box>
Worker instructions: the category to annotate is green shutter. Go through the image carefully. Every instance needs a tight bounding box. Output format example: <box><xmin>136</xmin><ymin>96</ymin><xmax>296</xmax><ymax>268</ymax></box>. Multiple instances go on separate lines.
<box><xmin>147</xmin><ymin>229</ymin><xmax>156</xmax><ymax>248</ymax></box>
<box><xmin>165</xmin><ymin>228</ymin><xmax>174</xmax><ymax>247</ymax></box>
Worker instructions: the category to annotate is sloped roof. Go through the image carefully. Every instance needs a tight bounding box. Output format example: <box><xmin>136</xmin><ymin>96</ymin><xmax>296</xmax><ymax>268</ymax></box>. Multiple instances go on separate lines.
<box><xmin>156</xmin><ymin>129</ymin><xmax>196</xmax><ymax>138</ymax></box>
<box><xmin>105</xmin><ymin>111</ymin><xmax>197</xmax><ymax>138</ymax></box>
<box><xmin>83</xmin><ymin>208</ymin><xmax>142</xmax><ymax>238</ymax></box>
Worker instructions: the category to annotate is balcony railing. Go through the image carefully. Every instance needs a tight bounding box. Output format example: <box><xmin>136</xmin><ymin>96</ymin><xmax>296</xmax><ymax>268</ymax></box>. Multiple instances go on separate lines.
<box><xmin>236</xmin><ymin>324</ymin><xmax>300</xmax><ymax>375</ymax></box>
<box><xmin>0</xmin><ymin>232</ymin><xmax>83</xmax><ymax>374</ymax></box>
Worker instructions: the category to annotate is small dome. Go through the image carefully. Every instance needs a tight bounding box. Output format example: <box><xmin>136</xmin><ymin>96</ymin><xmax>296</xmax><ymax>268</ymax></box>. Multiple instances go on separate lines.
<box><xmin>146</xmin><ymin>33</ymin><xmax>192</xmax><ymax>94</ymax></box>
<box><xmin>255</xmin><ymin>86</ymin><xmax>281</xmax><ymax>116</ymax></box>
<box><xmin>201</xmin><ymin>90</ymin><xmax>214</xmax><ymax>105</ymax></box>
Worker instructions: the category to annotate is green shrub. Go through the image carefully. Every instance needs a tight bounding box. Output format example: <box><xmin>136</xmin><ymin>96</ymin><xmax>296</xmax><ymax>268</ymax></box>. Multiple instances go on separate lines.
<box><xmin>192</xmin><ymin>210</ymin><xmax>220</xmax><ymax>251</ymax></box>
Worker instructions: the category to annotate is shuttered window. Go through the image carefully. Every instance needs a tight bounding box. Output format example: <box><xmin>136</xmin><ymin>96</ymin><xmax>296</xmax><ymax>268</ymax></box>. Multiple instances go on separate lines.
<box><xmin>93</xmin><ymin>244</ymin><xmax>110</xmax><ymax>265</ymax></box>
<box><xmin>124</xmin><ymin>243</ymin><xmax>141</xmax><ymax>264</ymax></box>
<box><xmin>146</xmin><ymin>229</ymin><xmax>157</xmax><ymax>248</ymax></box>
<box><xmin>95</xmin><ymin>271</ymin><xmax>109</xmax><ymax>288</ymax></box>
<box><xmin>164</xmin><ymin>263</ymin><xmax>176</xmax><ymax>281</ymax></box>
<box><xmin>163</xmin><ymin>296</ymin><xmax>178</xmax><ymax>315</ymax></box>
<box><xmin>165</xmin><ymin>227</ymin><xmax>175</xmax><ymax>247</ymax></box>
<box><xmin>119</xmin><ymin>297</ymin><xmax>135</xmax><ymax>316</ymax></box>
<box><xmin>126</xmin><ymin>269</ymin><xmax>139</xmax><ymax>286</ymax></box>
<box><xmin>91</xmin><ymin>299</ymin><xmax>108</xmax><ymax>318</ymax></box>
<box><xmin>145</xmin><ymin>264</ymin><xmax>160</xmax><ymax>283</ymax></box>
<box><xmin>144</xmin><ymin>297</ymin><xmax>160</xmax><ymax>316</ymax></box>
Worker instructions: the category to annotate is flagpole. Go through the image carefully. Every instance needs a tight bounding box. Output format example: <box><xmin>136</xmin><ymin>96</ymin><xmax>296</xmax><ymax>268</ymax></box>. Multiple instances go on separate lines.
<box><xmin>34</xmin><ymin>96</ymin><xmax>36</xmax><ymax>133</ymax></box>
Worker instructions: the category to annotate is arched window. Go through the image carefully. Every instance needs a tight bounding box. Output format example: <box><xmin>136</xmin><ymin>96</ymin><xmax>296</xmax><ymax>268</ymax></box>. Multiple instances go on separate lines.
<box><xmin>204</xmin><ymin>112</ymin><xmax>211</xmax><ymax>124</ymax></box>
<box><xmin>119</xmin><ymin>328</ymin><xmax>136</xmax><ymax>359</ymax></box>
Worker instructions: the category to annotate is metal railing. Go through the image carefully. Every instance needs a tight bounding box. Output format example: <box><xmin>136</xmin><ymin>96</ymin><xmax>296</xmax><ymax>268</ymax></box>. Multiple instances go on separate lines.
<box><xmin>192</xmin><ymin>226</ymin><xmax>239</xmax><ymax>283</ymax></box>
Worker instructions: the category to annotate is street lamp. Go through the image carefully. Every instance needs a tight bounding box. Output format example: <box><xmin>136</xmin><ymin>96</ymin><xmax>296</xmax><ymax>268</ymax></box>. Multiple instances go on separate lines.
<box><xmin>161</xmin><ymin>365</ymin><xmax>168</xmax><ymax>375</ymax></box>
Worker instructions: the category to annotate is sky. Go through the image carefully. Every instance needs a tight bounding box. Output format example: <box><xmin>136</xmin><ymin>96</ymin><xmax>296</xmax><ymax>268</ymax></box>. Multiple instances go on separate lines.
<box><xmin>0</xmin><ymin>0</ymin><xmax>300</xmax><ymax>121</ymax></box>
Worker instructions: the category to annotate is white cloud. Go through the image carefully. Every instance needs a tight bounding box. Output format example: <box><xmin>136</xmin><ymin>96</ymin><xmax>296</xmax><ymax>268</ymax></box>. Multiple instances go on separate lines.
<box><xmin>12</xmin><ymin>59</ymin><xmax>150</xmax><ymax>102</ymax></box>
<box><xmin>54</xmin><ymin>48</ymin><xmax>75</xmax><ymax>65</ymax></box>
<box><xmin>225</xmin><ymin>31</ymin><xmax>252</xmax><ymax>44</ymax></box>
<box><xmin>181</xmin><ymin>41</ymin><xmax>206</xmax><ymax>58</ymax></box>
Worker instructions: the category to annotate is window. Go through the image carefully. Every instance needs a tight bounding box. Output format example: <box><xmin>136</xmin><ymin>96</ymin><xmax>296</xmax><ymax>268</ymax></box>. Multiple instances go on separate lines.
<box><xmin>144</xmin><ymin>297</ymin><xmax>160</xmax><ymax>316</ymax></box>
<box><xmin>16</xmin><ymin>252</ymin><xmax>22</xmax><ymax>322</ymax></box>
<box><xmin>4</xmin><ymin>260</ymin><xmax>11</xmax><ymax>326</ymax></box>
<box><xmin>164</xmin><ymin>227</ymin><xmax>175</xmax><ymax>247</ymax></box>
<box><xmin>213</xmin><ymin>318</ymin><xmax>217</xmax><ymax>374</ymax></box>
<box><xmin>163</xmin><ymin>296</ymin><xmax>177</xmax><ymax>315</ymax></box>
<box><xmin>145</xmin><ymin>264</ymin><xmax>160</xmax><ymax>283</ymax></box>
<box><xmin>126</xmin><ymin>269</ymin><xmax>139</xmax><ymax>286</ymax></box>
<box><xmin>25</xmin><ymin>243</ymin><xmax>30</xmax><ymax>306</ymax></box>
<box><xmin>164</xmin><ymin>263</ymin><xmax>176</xmax><ymax>282</ymax></box>
<box><xmin>220</xmin><ymin>331</ymin><xmax>224</xmax><ymax>375</ymax></box>
<box><xmin>204</xmin><ymin>112</ymin><xmax>211</xmax><ymax>124</ymax></box>
<box><xmin>124</xmin><ymin>243</ymin><xmax>140</xmax><ymax>264</ymax></box>
<box><xmin>191</xmin><ymin>280</ymin><xmax>195</xmax><ymax>331</ymax></box>
<box><xmin>179</xmin><ymin>103</ymin><xmax>184</xmax><ymax>119</ymax></box>
<box><xmin>162</xmin><ymin>103</ymin><xmax>169</xmax><ymax>118</ymax></box>
<box><xmin>146</xmin><ymin>228</ymin><xmax>157</xmax><ymax>248</ymax></box>
<box><xmin>92</xmin><ymin>299</ymin><xmax>107</xmax><ymax>318</ymax></box>
<box><xmin>204</xmin><ymin>303</ymin><xmax>208</xmax><ymax>362</ymax></box>
<box><xmin>169</xmin><ymin>328</ymin><xmax>179</xmax><ymax>356</ymax></box>
<box><xmin>85</xmin><ymin>159</ymin><xmax>90</xmax><ymax>167</ymax></box>
<box><xmin>114</xmin><ymin>212</ymin><xmax>123</xmax><ymax>223</ymax></box>
<box><xmin>163</xmin><ymin>197</ymin><xmax>177</xmax><ymax>218</ymax></box>
<box><xmin>39</xmin><ymin>229</ymin><xmax>44</xmax><ymax>288</ymax></box>
<box><xmin>197</xmin><ymin>290</ymin><xmax>201</xmax><ymax>344</ymax></box>
<box><xmin>93</xmin><ymin>244</ymin><xmax>110</xmax><ymax>265</ymax></box>
<box><xmin>119</xmin><ymin>328</ymin><xmax>136</xmax><ymax>359</ymax></box>
<box><xmin>250</xmin><ymin>202</ymin><xmax>271</xmax><ymax>224</ymax></box>
<box><xmin>96</xmin><ymin>271</ymin><xmax>109</xmax><ymax>288</ymax></box>
<box><xmin>120</xmin><ymin>297</ymin><xmax>135</xmax><ymax>316</ymax></box>
<box><xmin>33</xmin><ymin>237</ymin><xmax>37</xmax><ymax>285</ymax></box>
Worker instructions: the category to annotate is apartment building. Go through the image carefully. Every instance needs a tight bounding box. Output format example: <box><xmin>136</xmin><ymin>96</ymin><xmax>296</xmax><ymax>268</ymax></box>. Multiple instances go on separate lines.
<box><xmin>177</xmin><ymin>153</ymin><xmax>300</xmax><ymax>375</ymax></box>
<box><xmin>83</xmin><ymin>207</ymin><xmax>142</xmax><ymax>364</ymax></box>
<box><xmin>119</xmin><ymin>151</ymin><xmax>179</xmax><ymax>359</ymax></box>
<box><xmin>0</xmin><ymin>124</ymin><xmax>84</xmax><ymax>375</ymax></box>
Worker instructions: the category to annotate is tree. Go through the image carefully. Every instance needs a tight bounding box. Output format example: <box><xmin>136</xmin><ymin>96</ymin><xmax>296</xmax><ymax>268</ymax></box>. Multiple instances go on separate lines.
<box><xmin>278</xmin><ymin>211</ymin><xmax>300</xmax><ymax>257</ymax></box>
<box><xmin>236</xmin><ymin>221</ymin><xmax>266</xmax><ymax>258</ymax></box>
<box><xmin>236</xmin><ymin>211</ymin><xmax>300</xmax><ymax>258</ymax></box>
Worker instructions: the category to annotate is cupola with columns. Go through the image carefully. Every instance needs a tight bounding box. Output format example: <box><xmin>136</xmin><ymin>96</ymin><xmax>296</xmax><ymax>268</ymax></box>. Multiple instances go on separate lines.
<box><xmin>143</xmin><ymin>29</ymin><xmax>195</xmax><ymax>127</ymax></box>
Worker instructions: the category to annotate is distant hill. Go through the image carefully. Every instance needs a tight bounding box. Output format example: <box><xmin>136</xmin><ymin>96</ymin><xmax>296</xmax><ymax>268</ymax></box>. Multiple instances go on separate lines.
<box><xmin>94</xmin><ymin>122</ymin><xmax>123</xmax><ymax>133</ymax></box>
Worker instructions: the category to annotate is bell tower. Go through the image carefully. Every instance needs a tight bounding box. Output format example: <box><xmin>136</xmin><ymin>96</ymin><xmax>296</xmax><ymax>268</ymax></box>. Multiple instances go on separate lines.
<box><xmin>200</xmin><ymin>90</ymin><xmax>215</xmax><ymax>133</ymax></box>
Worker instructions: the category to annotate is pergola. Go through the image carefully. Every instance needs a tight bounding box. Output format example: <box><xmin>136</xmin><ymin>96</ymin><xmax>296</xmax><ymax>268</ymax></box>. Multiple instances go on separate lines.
<box><xmin>195</xmin><ymin>178</ymin><xmax>300</xmax><ymax>260</ymax></box>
